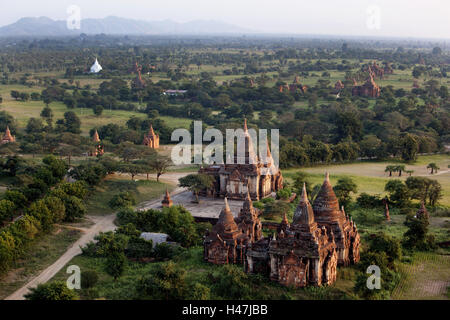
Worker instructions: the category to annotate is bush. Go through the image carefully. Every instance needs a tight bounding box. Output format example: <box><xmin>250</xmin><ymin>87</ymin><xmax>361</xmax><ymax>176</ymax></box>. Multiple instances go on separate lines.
<box><xmin>109</xmin><ymin>192</ymin><xmax>136</xmax><ymax>209</ymax></box>
<box><xmin>81</xmin><ymin>270</ymin><xmax>99</xmax><ymax>289</ymax></box>
<box><xmin>24</xmin><ymin>281</ymin><xmax>78</xmax><ymax>300</ymax></box>
<box><xmin>209</xmin><ymin>264</ymin><xmax>251</xmax><ymax>299</ymax></box>
<box><xmin>356</xmin><ymin>193</ymin><xmax>383</xmax><ymax>208</ymax></box>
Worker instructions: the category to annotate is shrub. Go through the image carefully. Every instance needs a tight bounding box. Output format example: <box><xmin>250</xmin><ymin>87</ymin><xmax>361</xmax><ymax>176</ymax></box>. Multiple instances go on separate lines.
<box><xmin>24</xmin><ymin>281</ymin><xmax>78</xmax><ymax>300</ymax></box>
<box><xmin>356</xmin><ymin>193</ymin><xmax>383</xmax><ymax>208</ymax></box>
<box><xmin>81</xmin><ymin>270</ymin><xmax>99</xmax><ymax>289</ymax></box>
<box><xmin>108</xmin><ymin>192</ymin><xmax>136</xmax><ymax>210</ymax></box>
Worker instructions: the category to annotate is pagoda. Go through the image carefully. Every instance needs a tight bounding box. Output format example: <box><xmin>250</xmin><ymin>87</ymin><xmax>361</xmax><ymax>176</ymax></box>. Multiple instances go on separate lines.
<box><xmin>0</xmin><ymin>126</ymin><xmax>15</xmax><ymax>144</ymax></box>
<box><xmin>142</xmin><ymin>125</ymin><xmax>159</xmax><ymax>149</ymax></box>
<box><xmin>89</xmin><ymin>130</ymin><xmax>104</xmax><ymax>156</ymax></box>
<box><xmin>161</xmin><ymin>188</ymin><xmax>173</xmax><ymax>208</ymax></box>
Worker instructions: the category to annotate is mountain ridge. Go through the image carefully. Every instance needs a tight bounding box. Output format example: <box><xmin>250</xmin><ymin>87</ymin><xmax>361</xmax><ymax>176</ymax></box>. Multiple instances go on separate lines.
<box><xmin>0</xmin><ymin>16</ymin><xmax>255</xmax><ymax>37</ymax></box>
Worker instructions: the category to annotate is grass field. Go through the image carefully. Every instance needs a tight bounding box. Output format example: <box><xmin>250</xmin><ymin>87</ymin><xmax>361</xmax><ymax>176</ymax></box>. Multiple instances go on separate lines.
<box><xmin>283</xmin><ymin>154</ymin><xmax>450</xmax><ymax>206</ymax></box>
<box><xmin>392</xmin><ymin>252</ymin><xmax>450</xmax><ymax>300</ymax></box>
<box><xmin>85</xmin><ymin>174</ymin><xmax>174</xmax><ymax>216</ymax></box>
<box><xmin>0</xmin><ymin>227</ymin><xmax>82</xmax><ymax>299</ymax></box>
<box><xmin>0</xmin><ymin>84</ymin><xmax>192</xmax><ymax>136</ymax></box>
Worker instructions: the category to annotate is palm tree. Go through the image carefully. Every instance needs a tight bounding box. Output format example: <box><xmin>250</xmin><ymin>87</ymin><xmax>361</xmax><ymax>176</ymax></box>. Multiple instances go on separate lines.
<box><xmin>427</xmin><ymin>163</ymin><xmax>439</xmax><ymax>174</ymax></box>
<box><xmin>385</xmin><ymin>165</ymin><xmax>396</xmax><ymax>177</ymax></box>
<box><xmin>396</xmin><ymin>165</ymin><xmax>406</xmax><ymax>177</ymax></box>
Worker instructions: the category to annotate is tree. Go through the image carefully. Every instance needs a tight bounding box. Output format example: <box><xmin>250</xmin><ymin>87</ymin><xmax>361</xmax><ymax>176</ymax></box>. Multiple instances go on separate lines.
<box><xmin>333</xmin><ymin>177</ymin><xmax>357</xmax><ymax>208</ymax></box>
<box><xmin>292</xmin><ymin>171</ymin><xmax>313</xmax><ymax>196</ymax></box>
<box><xmin>400</xmin><ymin>134</ymin><xmax>419</xmax><ymax>162</ymax></box>
<box><xmin>93</xmin><ymin>105</ymin><xmax>104</xmax><ymax>116</ymax></box>
<box><xmin>118</xmin><ymin>163</ymin><xmax>145</xmax><ymax>181</ymax></box>
<box><xmin>385</xmin><ymin>165</ymin><xmax>396</xmax><ymax>177</ymax></box>
<box><xmin>0</xmin><ymin>199</ymin><xmax>16</xmax><ymax>222</ymax></box>
<box><xmin>56</xmin><ymin>111</ymin><xmax>81</xmax><ymax>134</ymax></box>
<box><xmin>10</xmin><ymin>90</ymin><xmax>20</xmax><ymax>100</ymax></box>
<box><xmin>403</xmin><ymin>214</ymin><xmax>435</xmax><ymax>250</ymax></box>
<box><xmin>40</xmin><ymin>107</ymin><xmax>54</xmax><ymax>128</ymax></box>
<box><xmin>179</xmin><ymin>174</ymin><xmax>214</xmax><ymax>203</ymax></box>
<box><xmin>109</xmin><ymin>192</ymin><xmax>136</xmax><ymax>209</ymax></box>
<box><xmin>137</xmin><ymin>261</ymin><xmax>188</xmax><ymax>300</ymax></box>
<box><xmin>148</xmin><ymin>154</ymin><xmax>172</xmax><ymax>182</ymax></box>
<box><xmin>105</xmin><ymin>251</ymin><xmax>127</xmax><ymax>280</ymax></box>
<box><xmin>24</xmin><ymin>281</ymin><xmax>78</xmax><ymax>300</ymax></box>
<box><xmin>426</xmin><ymin>163</ymin><xmax>439</xmax><ymax>174</ymax></box>
<box><xmin>395</xmin><ymin>165</ymin><xmax>405</xmax><ymax>177</ymax></box>
<box><xmin>385</xmin><ymin>180</ymin><xmax>410</xmax><ymax>207</ymax></box>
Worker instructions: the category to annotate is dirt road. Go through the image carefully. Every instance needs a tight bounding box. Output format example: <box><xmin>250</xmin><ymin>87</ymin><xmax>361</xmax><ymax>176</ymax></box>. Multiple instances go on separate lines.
<box><xmin>4</xmin><ymin>172</ymin><xmax>192</xmax><ymax>300</ymax></box>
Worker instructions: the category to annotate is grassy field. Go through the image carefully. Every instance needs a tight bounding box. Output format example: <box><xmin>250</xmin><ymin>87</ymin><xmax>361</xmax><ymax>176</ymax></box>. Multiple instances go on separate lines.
<box><xmin>392</xmin><ymin>252</ymin><xmax>450</xmax><ymax>300</ymax></box>
<box><xmin>0</xmin><ymin>227</ymin><xmax>82</xmax><ymax>299</ymax></box>
<box><xmin>85</xmin><ymin>174</ymin><xmax>174</xmax><ymax>216</ymax></box>
<box><xmin>283</xmin><ymin>154</ymin><xmax>450</xmax><ymax>206</ymax></box>
<box><xmin>0</xmin><ymin>84</ymin><xmax>192</xmax><ymax>136</ymax></box>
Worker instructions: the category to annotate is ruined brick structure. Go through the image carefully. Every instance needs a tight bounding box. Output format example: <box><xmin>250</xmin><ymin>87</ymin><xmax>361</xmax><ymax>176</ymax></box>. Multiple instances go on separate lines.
<box><xmin>142</xmin><ymin>125</ymin><xmax>159</xmax><ymax>149</ymax></box>
<box><xmin>89</xmin><ymin>130</ymin><xmax>104</xmax><ymax>156</ymax></box>
<box><xmin>352</xmin><ymin>74</ymin><xmax>381</xmax><ymax>98</ymax></box>
<box><xmin>416</xmin><ymin>201</ymin><xmax>429</xmax><ymax>220</ymax></box>
<box><xmin>204</xmin><ymin>174</ymin><xmax>360</xmax><ymax>288</ymax></box>
<box><xmin>0</xmin><ymin>126</ymin><xmax>15</xmax><ymax>144</ymax></box>
<box><xmin>198</xmin><ymin>119</ymin><xmax>283</xmax><ymax>201</ymax></box>
<box><xmin>334</xmin><ymin>80</ymin><xmax>345</xmax><ymax>94</ymax></box>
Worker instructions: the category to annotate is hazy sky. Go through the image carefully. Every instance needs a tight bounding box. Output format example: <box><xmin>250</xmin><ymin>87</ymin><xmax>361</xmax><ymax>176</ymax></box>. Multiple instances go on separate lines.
<box><xmin>2</xmin><ymin>0</ymin><xmax>450</xmax><ymax>39</ymax></box>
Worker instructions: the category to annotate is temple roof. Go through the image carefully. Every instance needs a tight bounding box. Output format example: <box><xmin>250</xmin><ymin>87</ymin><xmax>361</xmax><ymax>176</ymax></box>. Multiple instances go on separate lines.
<box><xmin>93</xmin><ymin>130</ymin><xmax>100</xmax><ymax>142</ymax></box>
<box><xmin>214</xmin><ymin>198</ymin><xmax>239</xmax><ymax>237</ymax></box>
<box><xmin>90</xmin><ymin>58</ymin><xmax>102</xmax><ymax>73</ymax></box>
<box><xmin>293</xmin><ymin>183</ymin><xmax>315</xmax><ymax>226</ymax></box>
<box><xmin>312</xmin><ymin>173</ymin><xmax>342</xmax><ymax>219</ymax></box>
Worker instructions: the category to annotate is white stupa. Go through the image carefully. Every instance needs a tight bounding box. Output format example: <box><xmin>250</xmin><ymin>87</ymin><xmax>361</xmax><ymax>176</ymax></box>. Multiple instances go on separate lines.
<box><xmin>90</xmin><ymin>58</ymin><xmax>102</xmax><ymax>73</ymax></box>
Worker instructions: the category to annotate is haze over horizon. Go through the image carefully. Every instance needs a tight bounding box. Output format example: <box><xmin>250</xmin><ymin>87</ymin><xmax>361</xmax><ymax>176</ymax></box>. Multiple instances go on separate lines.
<box><xmin>1</xmin><ymin>0</ymin><xmax>450</xmax><ymax>39</ymax></box>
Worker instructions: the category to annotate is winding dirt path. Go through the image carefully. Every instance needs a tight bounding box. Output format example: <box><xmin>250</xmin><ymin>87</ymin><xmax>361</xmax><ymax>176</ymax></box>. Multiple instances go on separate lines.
<box><xmin>4</xmin><ymin>172</ymin><xmax>192</xmax><ymax>300</ymax></box>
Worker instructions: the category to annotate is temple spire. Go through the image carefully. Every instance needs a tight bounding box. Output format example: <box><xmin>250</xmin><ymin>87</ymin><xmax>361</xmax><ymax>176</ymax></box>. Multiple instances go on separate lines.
<box><xmin>293</xmin><ymin>183</ymin><xmax>315</xmax><ymax>226</ymax></box>
<box><xmin>244</xmin><ymin>118</ymin><xmax>248</xmax><ymax>132</ymax></box>
<box><xmin>301</xmin><ymin>183</ymin><xmax>308</xmax><ymax>202</ymax></box>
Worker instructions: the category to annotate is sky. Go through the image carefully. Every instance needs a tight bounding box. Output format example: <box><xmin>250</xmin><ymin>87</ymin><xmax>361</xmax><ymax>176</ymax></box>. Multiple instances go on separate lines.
<box><xmin>1</xmin><ymin>0</ymin><xmax>450</xmax><ymax>39</ymax></box>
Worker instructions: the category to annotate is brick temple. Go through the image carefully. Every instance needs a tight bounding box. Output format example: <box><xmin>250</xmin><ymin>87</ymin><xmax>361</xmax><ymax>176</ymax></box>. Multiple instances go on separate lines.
<box><xmin>203</xmin><ymin>173</ymin><xmax>360</xmax><ymax>288</ymax></box>
<box><xmin>198</xmin><ymin>119</ymin><xmax>283</xmax><ymax>201</ymax></box>
<box><xmin>142</xmin><ymin>125</ymin><xmax>159</xmax><ymax>149</ymax></box>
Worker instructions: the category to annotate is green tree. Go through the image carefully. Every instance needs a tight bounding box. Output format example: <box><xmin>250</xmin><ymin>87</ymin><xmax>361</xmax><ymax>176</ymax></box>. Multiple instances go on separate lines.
<box><xmin>426</xmin><ymin>163</ymin><xmax>439</xmax><ymax>174</ymax></box>
<box><xmin>333</xmin><ymin>177</ymin><xmax>357</xmax><ymax>208</ymax></box>
<box><xmin>179</xmin><ymin>174</ymin><xmax>214</xmax><ymax>203</ymax></box>
<box><xmin>105</xmin><ymin>251</ymin><xmax>127</xmax><ymax>280</ymax></box>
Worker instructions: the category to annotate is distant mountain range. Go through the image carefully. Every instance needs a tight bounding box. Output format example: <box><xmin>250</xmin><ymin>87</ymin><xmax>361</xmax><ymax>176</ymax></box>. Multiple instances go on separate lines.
<box><xmin>0</xmin><ymin>16</ymin><xmax>255</xmax><ymax>37</ymax></box>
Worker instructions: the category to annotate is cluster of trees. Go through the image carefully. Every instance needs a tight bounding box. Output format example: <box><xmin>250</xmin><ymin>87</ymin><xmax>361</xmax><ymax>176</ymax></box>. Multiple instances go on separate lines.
<box><xmin>384</xmin><ymin>176</ymin><xmax>442</xmax><ymax>207</ymax></box>
<box><xmin>0</xmin><ymin>156</ymin><xmax>88</xmax><ymax>274</ymax></box>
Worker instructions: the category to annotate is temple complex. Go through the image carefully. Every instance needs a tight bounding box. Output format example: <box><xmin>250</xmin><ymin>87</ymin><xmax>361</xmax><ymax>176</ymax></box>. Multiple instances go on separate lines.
<box><xmin>142</xmin><ymin>125</ymin><xmax>159</xmax><ymax>149</ymax></box>
<box><xmin>0</xmin><ymin>126</ymin><xmax>15</xmax><ymax>144</ymax></box>
<box><xmin>279</xmin><ymin>76</ymin><xmax>307</xmax><ymax>94</ymax></box>
<box><xmin>198</xmin><ymin>119</ymin><xmax>283</xmax><ymax>201</ymax></box>
<box><xmin>352</xmin><ymin>74</ymin><xmax>381</xmax><ymax>98</ymax></box>
<box><xmin>203</xmin><ymin>174</ymin><xmax>360</xmax><ymax>288</ymax></box>
<box><xmin>89</xmin><ymin>130</ymin><xmax>104</xmax><ymax>156</ymax></box>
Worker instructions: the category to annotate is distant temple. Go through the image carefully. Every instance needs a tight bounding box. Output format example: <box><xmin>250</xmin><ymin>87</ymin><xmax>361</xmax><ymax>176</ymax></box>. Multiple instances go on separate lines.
<box><xmin>352</xmin><ymin>74</ymin><xmax>381</xmax><ymax>98</ymax></box>
<box><xmin>203</xmin><ymin>174</ymin><xmax>360</xmax><ymax>288</ymax></box>
<box><xmin>416</xmin><ymin>201</ymin><xmax>429</xmax><ymax>220</ymax></box>
<box><xmin>90</xmin><ymin>58</ymin><xmax>102</xmax><ymax>73</ymax></box>
<box><xmin>131</xmin><ymin>62</ymin><xmax>146</xmax><ymax>89</ymax></box>
<box><xmin>279</xmin><ymin>76</ymin><xmax>307</xmax><ymax>94</ymax></box>
<box><xmin>334</xmin><ymin>80</ymin><xmax>345</xmax><ymax>94</ymax></box>
<box><xmin>142</xmin><ymin>125</ymin><xmax>159</xmax><ymax>149</ymax></box>
<box><xmin>198</xmin><ymin>119</ymin><xmax>283</xmax><ymax>201</ymax></box>
<box><xmin>0</xmin><ymin>126</ymin><xmax>15</xmax><ymax>144</ymax></box>
<box><xmin>89</xmin><ymin>130</ymin><xmax>104</xmax><ymax>156</ymax></box>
